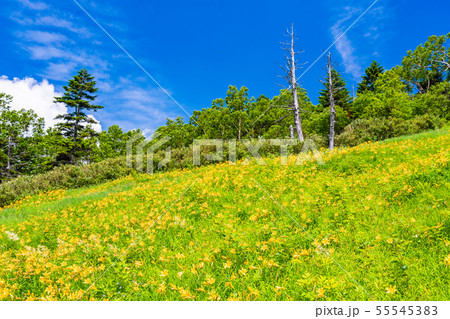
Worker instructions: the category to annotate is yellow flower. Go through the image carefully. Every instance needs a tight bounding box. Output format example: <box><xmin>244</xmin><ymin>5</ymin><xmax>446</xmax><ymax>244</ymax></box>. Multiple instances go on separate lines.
<box><xmin>317</xmin><ymin>287</ymin><xmax>325</xmax><ymax>298</ymax></box>
<box><xmin>321</xmin><ymin>238</ymin><xmax>330</xmax><ymax>245</ymax></box>
<box><xmin>387</xmin><ymin>238</ymin><xmax>394</xmax><ymax>244</ymax></box>
<box><xmin>238</xmin><ymin>268</ymin><xmax>248</xmax><ymax>276</ymax></box>
<box><xmin>134</xmin><ymin>261</ymin><xmax>143</xmax><ymax>268</ymax></box>
<box><xmin>203</xmin><ymin>276</ymin><xmax>216</xmax><ymax>286</ymax></box>
<box><xmin>444</xmin><ymin>255</ymin><xmax>450</xmax><ymax>266</ymax></box>
<box><xmin>386</xmin><ymin>286</ymin><xmax>396</xmax><ymax>294</ymax></box>
<box><xmin>223</xmin><ymin>260</ymin><xmax>232</xmax><ymax>269</ymax></box>
<box><xmin>300</xmin><ymin>249</ymin><xmax>309</xmax><ymax>256</ymax></box>
<box><xmin>177</xmin><ymin>271</ymin><xmax>183</xmax><ymax>279</ymax></box>
<box><xmin>179</xmin><ymin>287</ymin><xmax>195</xmax><ymax>300</ymax></box>
<box><xmin>225</xmin><ymin>282</ymin><xmax>233</xmax><ymax>288</ymax></box>
<box><xmin>160</xmin><ymin>269</ymin><xmax>169</xmax><ymax>277</ymax></box>
<box><xmin>156</xmin><ymin>282</ymin><xmax>166</xmax><ymax>294</ymax></box>
<box><xmin>208</xmin><ymin>290</ymin><xmax>220</xmax><ymax>301</ymax></box>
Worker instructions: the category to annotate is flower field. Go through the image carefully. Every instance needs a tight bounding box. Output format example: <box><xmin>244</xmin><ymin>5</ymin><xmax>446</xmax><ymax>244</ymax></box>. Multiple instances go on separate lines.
<box><xmin>0</xmin><ymin>129</ymin><xmax>449</xmax><ymax>301</ymax></box>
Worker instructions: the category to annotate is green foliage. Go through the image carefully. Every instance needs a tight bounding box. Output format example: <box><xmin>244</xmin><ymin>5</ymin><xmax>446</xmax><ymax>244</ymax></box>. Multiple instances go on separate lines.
<box><xmin>0</xmin><ymin>157</ymin><xmax>133</xmax><ymax>208</ymax></box>
<box><xmin>413</xmin><ymin>81</ymin><xmax>450</xmax><ymax>121</ymax></box>
<box><xmin>94</xmin><ymin>125</ymin><xmax>142</xmax><ymax>161</ymax></box>
<box><xmin>318</xmin><ymin>68</ymin><xmax>353</xmax><ymax>116</ymax></box>
<box><xmin>352</xmin><ymin>68</ymin><xmax>413</xmax><ymax>119</ymax></box>
<box><xmin>303</xmin><ymin>104</ymin><xmax>350</xmax><ymax>137</ymax></box>
<box><xmin>401</xmin><ymin>33</ymin><xmax>450</xmax><ymax>93</ymax></box>
<box><xmin>336</xmin><ymin>114</ymin><xmax>445</xmax><ymax>147</ymax></box>
<box><xmin>54</xmin><ymin>69</ymin><xmax>103</xmax><ymax>165</ymax></box>
<box><xmin>357</xmin><ymin>60</ymin><xmax>384</xmax><ymax>94</ymax></box>
<box><xmin>0</xmin><ymin>94</ymin><xmax>45</xmax><ymax>181</ymax></box>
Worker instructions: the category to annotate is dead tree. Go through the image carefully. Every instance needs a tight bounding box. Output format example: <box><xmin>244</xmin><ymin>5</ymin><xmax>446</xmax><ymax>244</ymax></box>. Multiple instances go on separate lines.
<box><xmin>325</xmin><ymin>52</ymin><xmax>338</xmax><ymax>151</ymax></box>
<box><xmin>279</xmin><ymin>24</ymin><xmax>305</xmax><ymax>142</ymax></box>
<box><xmin>323</xmin><ymin>53</ymin><xmax>347</xmax><ymax>151</ymax></box>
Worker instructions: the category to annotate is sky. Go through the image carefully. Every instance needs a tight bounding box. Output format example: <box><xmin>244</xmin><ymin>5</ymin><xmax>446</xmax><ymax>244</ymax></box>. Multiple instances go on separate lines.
<box><xmin>0</xmin><ymin>0</ymin><xmax>449</xmax><ymax>132</ymax></box>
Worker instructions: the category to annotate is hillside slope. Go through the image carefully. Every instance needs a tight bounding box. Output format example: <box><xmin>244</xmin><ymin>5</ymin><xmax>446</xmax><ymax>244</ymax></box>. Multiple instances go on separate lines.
<box><xmin>0</xmin><ymin>128</ymin><xmax>449</xmax><ymax>301</ymax></box>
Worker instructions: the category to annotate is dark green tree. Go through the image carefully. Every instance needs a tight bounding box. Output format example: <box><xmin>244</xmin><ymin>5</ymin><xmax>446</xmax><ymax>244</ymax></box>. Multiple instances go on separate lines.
<box><xmin>357</xmin><ymin>61</ymin><xmax>384</xmax><ymax>94</ymax></box>
<box><xmin>318</xmin><ymin>68</ymin><xmax>353</xmax><ymax>116</ymax></box>
<box><xmin>54</xmin><ymin>69</ymin><xmax>103</xmax><ymax>165</ymax></box>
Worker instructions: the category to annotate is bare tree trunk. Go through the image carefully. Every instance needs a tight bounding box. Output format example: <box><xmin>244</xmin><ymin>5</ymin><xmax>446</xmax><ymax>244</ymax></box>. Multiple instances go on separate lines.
<box><xmin>288</xmin><ymin>25</ymin><xmax>304</xmax><ymax>142</ymax></box>
<box><xmin>71</xmin><ymin>105</ymin><xmax>79</xmax><ymax>165</ymax></box>
<box><xmin>328</xmin><ymin>52</ymin><xmax>336</xmax><ymax>151</ymax></box>
<box><xmin>290</xmin><ymin>125</ymin><xmax>294</xmax><ymax>138</ymax></box>
<box><xmin>238</xmin><ymin>117</ymin><xmax>242</xmax><ymax>141</ymax></box>
<box><xmin>6</xmin><ymin>136</ymin><xmax>11</xmax><ymax>172</ymax></box>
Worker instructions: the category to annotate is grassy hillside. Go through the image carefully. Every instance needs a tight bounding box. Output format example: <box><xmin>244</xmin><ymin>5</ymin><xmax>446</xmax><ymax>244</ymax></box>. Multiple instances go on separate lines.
<box><xmin>0</xmin><ymin>128</ymin><xmax>449</xmax><ymax>301</ymax></box>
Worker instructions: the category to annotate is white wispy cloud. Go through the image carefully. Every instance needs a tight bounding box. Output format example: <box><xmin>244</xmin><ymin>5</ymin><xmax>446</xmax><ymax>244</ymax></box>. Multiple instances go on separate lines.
<box><xmin>8</xmin><ymin>1</ymin><xmax>180</xmax><ymax>132</ymax></box>
<box><xmin>18</xmin><ymin>30</ymin><xmax>69</xmax><ymax>45</ymax></box>
<box><xmin>330</xmin><ymin>7</ymin><xmax>363</xmax><ymax>80</ymax></box>
<box><xmin>17</xmin><ymin>0</ymin><xmax>48</xmax><ymax>11</ymax></box>
<box><xmin>327</xmin><ymin>0</ymin><xmax>390</xmax><ymax>82</ymax></box>
<box><xmin>97</xmin><ymin>78</ymin><xmax>179</xmax><ymax>131</ymax></box>
<box><xmin>11</xmin><ymin>14</ymin><xmax>92</xmax><ymax>36</ymax></box>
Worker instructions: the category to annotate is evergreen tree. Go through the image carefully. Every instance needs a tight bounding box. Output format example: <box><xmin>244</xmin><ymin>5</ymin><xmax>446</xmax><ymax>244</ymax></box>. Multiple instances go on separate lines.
<box><xmin>357</xmin><ymin>61</ymin><xmax>384</xmax><ymax>94</ymax></box>
<box><xmin>318</xmin><ymin>68</ymin><xmax>352</xmax><ymax>115</ymax></box>
<box><xmin>54</xmin><ymin>69</ymin><xmax>103</xmax><ymax>165</ymax></box>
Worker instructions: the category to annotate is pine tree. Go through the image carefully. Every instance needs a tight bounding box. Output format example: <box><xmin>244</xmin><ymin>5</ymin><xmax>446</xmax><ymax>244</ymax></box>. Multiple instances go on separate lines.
<box><xmin>357</xmin><ymin>61</ymin><xmax>384</xmax><ymax>94</ymax></box>
<box><xmin>54</xmin><ymin>69</ymin><xmax>103</xmax><ymax>165</ymax></box>
<box><xmin>318</xmin><ymin>68</ymin><xmax>352</xmax><ymax>114</ymax></box>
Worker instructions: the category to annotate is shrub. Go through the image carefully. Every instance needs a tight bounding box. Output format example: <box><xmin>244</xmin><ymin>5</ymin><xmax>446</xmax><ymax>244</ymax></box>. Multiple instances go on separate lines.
<box><xmin>336</xmin><ymin>114</ymin><xmax>445</xmax><ymax>147</ymax></box>
<box><xmin>0</xmin><ymin>157</ymin><xmax>133</xmax><ymax>208</ymax></box>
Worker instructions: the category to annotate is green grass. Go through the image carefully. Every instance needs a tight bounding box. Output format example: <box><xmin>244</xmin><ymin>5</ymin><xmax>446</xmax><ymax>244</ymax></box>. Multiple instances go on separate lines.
<box><xmin>0</xmin><ymin>128</ymin><xmax>449</xmax><ymax>301</ymax></box>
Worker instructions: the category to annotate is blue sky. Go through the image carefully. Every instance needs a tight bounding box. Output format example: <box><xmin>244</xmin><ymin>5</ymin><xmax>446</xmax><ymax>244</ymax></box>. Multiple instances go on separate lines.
<box><xmin>1</xmin><ymin>0</ymin><xmax>449</xmax><ymax>131</ymax></box>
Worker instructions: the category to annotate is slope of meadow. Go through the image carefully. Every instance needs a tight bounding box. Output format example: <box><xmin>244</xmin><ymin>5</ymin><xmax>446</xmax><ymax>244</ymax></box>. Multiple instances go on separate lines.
<box><xmin>0</xmin><ymin>128</ymin><xmax>449</xmax><ymax>301</ymax></box>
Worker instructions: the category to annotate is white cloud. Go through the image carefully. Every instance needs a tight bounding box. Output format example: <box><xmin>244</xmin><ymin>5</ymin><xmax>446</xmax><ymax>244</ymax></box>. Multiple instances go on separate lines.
<box><xmin>330</xmin><ymin>9</ymin><xmax>363</xmax><ymax>80</ymax></box>
<box><xmin>0</xmin><ymin>76</ymin><xmax>65</xmax><ymax>128</ymax></box>
<box><xmin>328</xmin><ymin>1</ymin><xmax>390</xmax><ymax>78</ymax></box>
<box><xmin>17</xmin><ymin>0</ymin><xmax>48</xmax><ymax>10</ymax></box>
<box><xmin>22</xmin><ymin>44</ymin><xmax>109</xmax><ymax>81</ymax></box>
<box><xmin>0</xmin><ymin>76</ymin><xmax>101</xmax><ymax>132</ymax></box>
<box><xmin>43</xmin><ymin>62</ymin><xmax>78</xmax><ymax>81</ymax></box>
<box><xmin>26</xmin><ymin>46</ymin><xmax>68</xmax><ymax>60</ymax></box>
<box><xmin>97</xmin><ymin>78</ymin><xmax>179</xmax><ymax>132</ymax></box>
<box><xmin>18</xmin><ymin>30</ymin><xmax>68</xmax><ymax>45</ymax></box>
<box><xmin>87</xmin><ymin>115</ymin><xmax>102</xmax><ymax>132</ymax></box>
<box><xmin>11</xmin><ymin>14</ymin><xmax>92</xmax><ymax>37</ymax></box>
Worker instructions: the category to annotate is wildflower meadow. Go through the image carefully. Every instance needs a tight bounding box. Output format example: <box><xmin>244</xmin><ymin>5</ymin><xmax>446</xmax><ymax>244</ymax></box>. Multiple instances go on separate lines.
<box><xmin>0</xmin><ymin>128</ymin><xmax>449</xmax><ymax>301</ymax></box>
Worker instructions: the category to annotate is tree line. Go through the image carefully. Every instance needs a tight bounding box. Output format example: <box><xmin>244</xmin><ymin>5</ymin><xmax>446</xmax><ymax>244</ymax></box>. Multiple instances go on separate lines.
<box><xmin>1</xmin><ymin>32</ymin><xmax>449</xmax><ymax>181</ymax></box>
